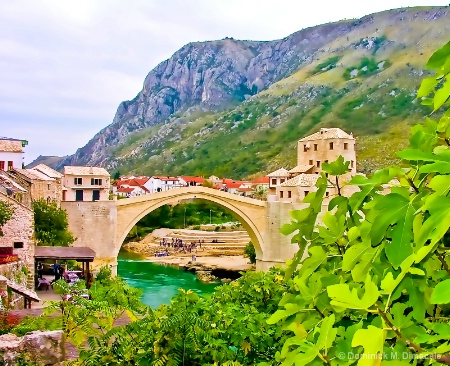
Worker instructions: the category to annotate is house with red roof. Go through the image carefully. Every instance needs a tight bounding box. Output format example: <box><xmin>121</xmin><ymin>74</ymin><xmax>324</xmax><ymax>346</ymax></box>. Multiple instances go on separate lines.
<box><xmin>113</xmin><ymin>176</ymin><xmax>150</xmax><ymax>197</ymax></box>
<box><xmin>251</xmin><ymin>176</ymin><xmax>270</xmax><ymax>190</ymax></box>
<box><xmin>221</xmin><ymin>179</ymin><xmax>254</xmax><ymax>196</ymax></box>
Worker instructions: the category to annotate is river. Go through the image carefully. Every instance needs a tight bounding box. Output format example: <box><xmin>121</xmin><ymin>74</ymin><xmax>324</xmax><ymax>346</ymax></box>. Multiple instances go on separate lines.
<box><xmin>117</xmin><ymin>250</ymin><xmax>218</xmax><ymax>308</ymax></box>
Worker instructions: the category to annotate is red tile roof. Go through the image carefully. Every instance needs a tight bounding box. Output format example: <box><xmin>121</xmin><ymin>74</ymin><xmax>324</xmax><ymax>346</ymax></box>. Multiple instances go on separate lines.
<box><xmin>117</xmin><ymin>187</ymin><xmax>134</xmax><ymax>193</ymax></box>
<box><xmin>133</xmin><ymin>177</ymin><xmax>150</xmax><ymax>185</ymax></box>
<box><xmin>223</xmin><ymin>180</ymin><xmax>244</xmax><ymax>189</ymax></box>
<box><xmin>251</xmin><ymin>177</ymin><xmax>270</xmax><ymax>184</ymax></box>
<box><xmin>157</xmin><ymin>177</ymin><xmax>180</xmax><ymax>181</ymax></box>
<box><xmin>180</xmin><ymin>176</ymin><xmax>205</xmax><ymax>183</ymax></box>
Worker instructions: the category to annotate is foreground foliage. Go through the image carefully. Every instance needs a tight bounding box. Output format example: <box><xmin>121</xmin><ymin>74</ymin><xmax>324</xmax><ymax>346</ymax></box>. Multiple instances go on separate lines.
<box><xmin>13</xmin><ymin>267</ymin><xmax>291</xmax><ymax>365</ymax></box>
<box><xmin>0</xmin><ymin>200</ymin><xmax>14</xmax><ymax>236</ymax></box>
<box><xmin>271</xmin><ymin>41</ymin><xmax>450</xmax><ymax>365</ymax></box>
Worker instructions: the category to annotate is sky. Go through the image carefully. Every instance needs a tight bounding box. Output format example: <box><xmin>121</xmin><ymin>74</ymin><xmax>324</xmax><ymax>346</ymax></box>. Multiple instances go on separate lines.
<box><xmin>0</xmin><ymin>0</ymin><xmax>447</xmax><ymax>164</ymax></box>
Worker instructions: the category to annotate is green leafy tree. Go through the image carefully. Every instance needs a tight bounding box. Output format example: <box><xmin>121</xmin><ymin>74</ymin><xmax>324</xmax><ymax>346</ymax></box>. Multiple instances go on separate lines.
<box><xmin>33</xmin><ymin>199</ymin><xmax>75</xmax><ymax>246</ymax></box>
<box><xmin>270</xmin><ymin>41</ymin><xmax>450</xmax><ymax>365</ymax></box>
<box><xmin>0</xmin><ymin>200</ymin><xmax>14</xmax><ymax>236</ymax></box>
<box><xmin>244</xmin><ymin>241</ymin><xmax>256</xmax><ymax>264</ymax></box>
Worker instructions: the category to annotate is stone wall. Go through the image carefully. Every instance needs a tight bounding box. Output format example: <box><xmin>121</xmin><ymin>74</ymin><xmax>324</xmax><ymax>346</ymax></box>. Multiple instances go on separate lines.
<box><xmin>0</xmin><ymin>331</ymin><xmax>64</xmax><ymax>365</ymax></box>
<box><xmin>0</xmin><ymin>262</ymin><xmax>30</xmax><ymax>308</ymax></box>
<box><xmin>62</xmin><ymin>201</ymin><xmax>117</xmax><ymax>270</ymax></box>
<box><xmin>0</xmin><ymin>193</ymin><xmax>35</xmax><ymax>282</ymax></box>
<box><xmin>30</xmin><ymin>179</ymin><xmax>63</xmax><ymax>204</ymax></box>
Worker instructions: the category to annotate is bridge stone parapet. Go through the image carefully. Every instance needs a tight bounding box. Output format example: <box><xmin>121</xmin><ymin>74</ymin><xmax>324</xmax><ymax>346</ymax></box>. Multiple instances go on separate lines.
<box><xmin>63</xmin><ymin>187</ymin><xmax>304</xmax><ymax>273</ymax></box>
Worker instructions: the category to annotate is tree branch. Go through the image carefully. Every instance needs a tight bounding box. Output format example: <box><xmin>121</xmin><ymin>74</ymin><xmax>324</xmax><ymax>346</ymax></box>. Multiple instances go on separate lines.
<box><xmin>375</xmin><ymin>304</ymin><xmax>423</xmax><ymax>353</ymax></box>
<box><xmin>406</xmin><ymin>177</ymin><xmax>420</xmax><ymax>194</ymax></box>
<box><xmin>376</xmin><ymin>304</ymin><xmax>450</xmax><ymax>365</ymax></box>
<box><xmin>335</xmin><ymin>176</ymin><xmax>341</xmax><ymax>196</ymax></box>
<box><xmin>314</xmin><ymin>305</ymin><xmax>325</xmax><ymax>319</ymax></box>
<box><xmin>436</xmin><ymin>251</ymin><xmax>450</xmax><ymax>276</ymax></box>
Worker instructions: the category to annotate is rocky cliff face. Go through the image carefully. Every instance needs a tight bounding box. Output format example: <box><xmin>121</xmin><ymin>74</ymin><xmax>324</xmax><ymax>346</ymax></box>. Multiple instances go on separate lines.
<box><xmin>56</xmin><ymin>21</ymin><xmax>354</xmax><ymax>167</ymax></box>
<box><xmin>53</xmin><ymin>6</ymin><xmax>449</xmax><ymax>174</ymax></box>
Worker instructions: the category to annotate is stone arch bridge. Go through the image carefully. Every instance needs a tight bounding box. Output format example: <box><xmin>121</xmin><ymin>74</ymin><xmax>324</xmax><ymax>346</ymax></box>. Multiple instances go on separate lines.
<box><xmin>62</xmin><ymin>186</ymin><xmax>304</xmax><ymax>273</ymax></box>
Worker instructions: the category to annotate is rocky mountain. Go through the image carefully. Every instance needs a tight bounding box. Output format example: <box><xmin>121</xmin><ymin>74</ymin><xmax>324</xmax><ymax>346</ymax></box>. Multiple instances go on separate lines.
<box><xmin>52</xmin><ymin>6</ymin><xmax>450</xmax><ymax>177</ymax></box>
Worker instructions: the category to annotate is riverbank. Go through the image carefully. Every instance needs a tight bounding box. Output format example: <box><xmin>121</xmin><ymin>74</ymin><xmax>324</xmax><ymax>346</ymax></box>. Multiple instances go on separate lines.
<box><xmin>122</xmin><ymin>228</ymin><xmax>253</xmax><ymax>282</ymax></box>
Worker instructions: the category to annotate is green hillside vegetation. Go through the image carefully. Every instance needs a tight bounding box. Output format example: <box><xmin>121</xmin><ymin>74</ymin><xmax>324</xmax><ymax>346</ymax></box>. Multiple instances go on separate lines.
<box><xmin>109</xmin><ymin>8</ymin><xmax>448</xmax><ymax>179</ymax></box>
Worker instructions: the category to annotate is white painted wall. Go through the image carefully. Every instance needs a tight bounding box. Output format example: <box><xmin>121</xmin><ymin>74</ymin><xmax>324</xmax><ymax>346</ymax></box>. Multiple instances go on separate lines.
<box><xmin>0</xmin><ymin>152</ymin><xmax>23</xmax><ymax>170</ymax></box>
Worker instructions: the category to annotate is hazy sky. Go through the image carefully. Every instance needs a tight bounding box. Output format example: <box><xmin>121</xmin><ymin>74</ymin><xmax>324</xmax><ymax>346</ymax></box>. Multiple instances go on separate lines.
<box><xmin>1</xmin><ymin>0</ymin><xmax>447</xmax><ymax>163</ymax></box>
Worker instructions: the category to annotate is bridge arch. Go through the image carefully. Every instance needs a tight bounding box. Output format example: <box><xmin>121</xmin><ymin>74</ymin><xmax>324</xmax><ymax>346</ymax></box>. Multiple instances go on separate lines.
<box><xmin>115</xmin><ymin>186</ymin><xmax>268</xmax><ymax>262</ymax></box>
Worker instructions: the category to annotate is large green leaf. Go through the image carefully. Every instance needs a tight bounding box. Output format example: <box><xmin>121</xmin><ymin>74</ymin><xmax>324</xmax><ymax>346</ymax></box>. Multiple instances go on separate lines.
<box><xmin>316</xmin><ymin>314</ymin><xmax>336</xmax><ymax>355</ymax></box>
<box><xmin>417</xmin><ymin>76</ymin><xmax>439</xmax><ymax>98</ymax></box>
<box><xmin>369</xmin><ymin>193</ymin><xmax>414</xmax><ymax>268</ymax></box>
<box><xmin>351</xmin><ymin>326</ymin><xmax>385</xmax><ymax>366</ymax></box>
<box><xmin>417</xmin><ymin>194</ymin><xmax>450</xmax><ymax>247</ymax></box>
<box><xmin>427</xmin><ymin>40</ymin><xmax>450</xmax><ymax>69</ymax></box>
<box><xmin>434</xmin><ymin>79</ymin><xmax>450</xmax><ymax>111</ymax></box>
<box><xmin>322</xmin><ymin>155</ymin><xmax>350</xmax><ymax>176</ymax></box>
<box><xmin>318</xmin><ymin>211</ymin><xmax>346</xmax><ymax>245</ymax></box>
<box><xmin>430</xmin><ymin>279</ymin><xmax>450</xmax><ymax>304</ymax></box>
<box><xmin>327</xmin><ymin>276</ymin><xmax>379</xmax><ymax>310</ymax></box>
<box><xmin>409</xmin><ymin>118</ymin><xmax>438</xmax><ymax>152</ymax></box>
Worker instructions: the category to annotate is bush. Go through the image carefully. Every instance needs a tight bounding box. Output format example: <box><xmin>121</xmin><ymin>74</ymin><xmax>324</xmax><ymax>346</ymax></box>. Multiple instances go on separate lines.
<box><xmin>243</xmin><ymin>242</ymin><xmax>256</xmax><ymax>264</ymax></box>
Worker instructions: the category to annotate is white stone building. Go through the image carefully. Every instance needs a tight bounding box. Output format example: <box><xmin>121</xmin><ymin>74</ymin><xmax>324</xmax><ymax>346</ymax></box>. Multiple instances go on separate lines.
<box><xmin>63</xmin><ymin>166</ymin><xmax>110</xmax><ymax>201</ymax></box>
<box><xmin>145</xmin><ymin>176</ymin><xmax>183</xmax><ymax>193</ymax></box>
<box><xmin>0</xmin><ymin>138</ymin><xmax>28</xmax><ymax>171</ymax></box>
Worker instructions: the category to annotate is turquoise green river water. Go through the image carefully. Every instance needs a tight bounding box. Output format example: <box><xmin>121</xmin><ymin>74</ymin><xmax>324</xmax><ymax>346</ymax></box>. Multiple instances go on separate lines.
<box><xmin>117</xmin><ymin>251</ymin><xmax>218</xmax><ymax>308</ymax></box>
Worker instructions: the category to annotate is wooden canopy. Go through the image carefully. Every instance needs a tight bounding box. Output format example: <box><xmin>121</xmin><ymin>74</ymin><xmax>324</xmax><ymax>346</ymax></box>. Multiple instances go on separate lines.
<box><xmin>34</xmin><ymin>246</ymin><xmax>96</xmax><ymax>262</ymax></box>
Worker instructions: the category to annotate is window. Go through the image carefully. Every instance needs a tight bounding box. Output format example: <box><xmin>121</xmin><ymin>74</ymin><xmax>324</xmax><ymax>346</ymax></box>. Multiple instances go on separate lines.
<box><xmin>0</xmin><ymin>161</ymin><xmax>4</xmax><ymax>170</ymax></box>
<box><xmin>303</xmin><ymin>144</ymin><xmax>308</xmax><ymax>152</ymax></box>
<box><xmin>351</xmin><ymin>160</ymin><xmax>354</xmax><ymax>168</ymax></box>
<box><xmin>309</xmin><ymin>160</ymin><xmax>313</xmax><ymax>165</ymax></box>
<box><xmin>74</xmin><ymin>177</ymin><xmax>82</xmax><ymax>185</ymax></box>
<box><xmin>329</xmin><ymin>142</ymin><xmax>334</xmax><ymax>150</ymax></box>
<box><xmin>7</xmin><ymin>161</ymin><xmax>13</xmax><ymax>170</ymax></box>
<box><xmin>280</xmin><ymin>179</ymin><xmax>285</xmax><ymax>184</ymax></box>
<box><xmin>13</xmin><ymin>242</ymin><xmax>24</xmax><ymax>249</ymax></box>
<box><xmin>344</xmin><ymin>143</ymin><xmax>348</xmax><ymax>150</ymax></box>
<box><xmin>90</xmin><ymin>178</ymin><xmax>102</xmax><ymax>185</ymax></box>
<box><xmin>325</xmin><ymin>192</ymin><xmax>329</xmax><ymax>197</ymax></box>
<box><xmin>304</xmin><ymin>191</ymin><xmax>309</xmax><ymax>197</ymax></box>
<box><xmin>47</xmin><ymin>184</ymin><xmax>51</xmax><ymax>190</ymax></box>
<box><xmin>288</xmin><ymin>191</ymin><xmax>292</xmax><ymax>198</ymax></box>
<box><xmin>271</xmin><ymin>178</ymin><xmax>277</xmax><ymax>186</ymax></box>
<box><xmin>317</xmin><ymin>161</ymin><xmax>321</xmax><ymax>168</ymax></box>
<box><xmin>314</xmin><ymin>144</ymin><xmax>318</xmax><ymax>151</ymax></box>
<box><xmin>280</xmin><ymin>191</ymin><xmax>284</xmax><ymax>198</ymax></box>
